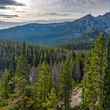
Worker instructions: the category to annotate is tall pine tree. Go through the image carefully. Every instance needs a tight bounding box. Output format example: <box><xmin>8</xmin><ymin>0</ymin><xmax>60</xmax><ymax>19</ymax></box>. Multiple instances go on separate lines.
<box><xmin>16</xmin><ymin>55</ymin><xmax>30</xmax><ymax>81</ymax></box>
<box><xmin>104</xmin><ymin>38</ymin><xmax>110</xmax><ymax>110</ymax></box>
<box><xmin>34</xmin><ymin>63</ymin><xmax>53</xmax><ymax>110</ymax></box>
<box><xmin>83</xmin><ymin>35</ymin><xmax>106</xmax><ymax>110</ymax></box>
<box><xmin>60</xmin><ymin>57</ymin><xmax>74</xmax><ymax>110</ymax></box>
<box><xmin>15</xmin><ymin>55</ymin><xmax>30</xmax><ymax>96</ymax></box>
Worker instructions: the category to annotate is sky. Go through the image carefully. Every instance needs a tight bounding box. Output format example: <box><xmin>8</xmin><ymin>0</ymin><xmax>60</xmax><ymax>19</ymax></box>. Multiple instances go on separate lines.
<box><xmin>0</xmin><ymin>0</ymin><xmax>110</xmax><ymax>23</ymax></box>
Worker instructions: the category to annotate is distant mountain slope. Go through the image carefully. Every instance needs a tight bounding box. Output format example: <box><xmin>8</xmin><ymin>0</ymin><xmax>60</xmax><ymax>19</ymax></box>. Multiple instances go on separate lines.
<box><xmin>0</xmin><ymin>12</ymin><xmax>110</xmax><ymax>45</ymax></box>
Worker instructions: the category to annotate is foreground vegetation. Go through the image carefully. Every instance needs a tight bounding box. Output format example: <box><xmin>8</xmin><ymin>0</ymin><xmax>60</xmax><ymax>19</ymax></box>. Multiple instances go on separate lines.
<box><xmin>0</xmin><ymin>41</ymin><xmax>83</xmax><ymax>110</ymax></box>
<box><xmin>0</xmin><ymin>34</ymin><xmax>110</xmax><ymax>110</ymax></box>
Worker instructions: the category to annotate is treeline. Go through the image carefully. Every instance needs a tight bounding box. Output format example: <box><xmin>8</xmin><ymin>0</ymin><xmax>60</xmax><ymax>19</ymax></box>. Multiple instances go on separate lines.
<box><xmin>0</xmin><ymin>41</ymin><xmax>84</xmax><ymax>110</ymax></box>
<box><xmin>0</xmin><ymin>41</ymin><xmax>74</xmax><ymax>72</ymax></box>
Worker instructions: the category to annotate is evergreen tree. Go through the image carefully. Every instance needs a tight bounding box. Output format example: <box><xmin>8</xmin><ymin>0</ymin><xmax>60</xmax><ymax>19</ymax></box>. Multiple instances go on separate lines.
<box><xmin>45</xmin><ymin>88</ymin><xmax>58</xmax><ymax>110</ymax></box>
<box><xmin>104</xmin><ymin>39</ymin><xmax>110</xmax><ymax>110</ymax></box>
<box><xmin>10</xmin><ymin>55</ymin><xmax>32</xmax><ymax>110</ymax></box>
<box><xmin>34</xmin><ymin>63</ymin><xmax>53</xmax><ymax>110</ymax></box>
<box><xmin>83</xmin><ymin>35</ymin><xmax>106</xmax><ymax>110</ymax></box>
<box><xmin>0</xmin><ymin>70</ymin><xmax>14</xmax><ymax>98</ymax></box>
<box><xmin>8</xmin><ymin>54</ymin><xmax>16</xmax><ymax>73</ymax></box>
<box><xmin>0</xmin><ymin>40</ymin><xmax>79</xmax><ymax>110</ymax></box>
<box><xmin>60</xmin><ymin>57</ymin><xmax>74</xmax><ymax>110</ymax></box>
<box><xmin>14</xmin><ymin>55</ymin><xmax>30</xmax><ymax>98</ymax></box>
<box><xmin>16</xmin><ymin>55</ymin><xmax>30</xmax><ymax>81</ymax></box>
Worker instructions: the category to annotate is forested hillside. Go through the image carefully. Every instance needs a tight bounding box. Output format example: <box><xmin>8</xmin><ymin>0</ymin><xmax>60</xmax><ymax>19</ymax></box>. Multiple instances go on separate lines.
<box><xmin>0</xmin><ymin>40</ymin><xmax>84</xmax><ymax>110</ymax></box>
<box><xmin>0</xmin><ymin>34</ymin><xmax>110</xmax><ymax>110</ymax></box>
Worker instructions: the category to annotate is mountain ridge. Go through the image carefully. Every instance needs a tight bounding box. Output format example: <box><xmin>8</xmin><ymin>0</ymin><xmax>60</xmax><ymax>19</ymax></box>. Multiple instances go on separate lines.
<box><xmin>0</xmin><ymin>12</ymin><xmax>110</xmax><ymax>45</ymax></box>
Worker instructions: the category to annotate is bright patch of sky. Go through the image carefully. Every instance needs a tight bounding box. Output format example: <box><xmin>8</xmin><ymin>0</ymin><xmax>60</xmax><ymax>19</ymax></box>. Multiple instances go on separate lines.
<box><xmin>0</xmin><ymin>0</ymin><xmax>110</xmax><ymax>23</ymax></box>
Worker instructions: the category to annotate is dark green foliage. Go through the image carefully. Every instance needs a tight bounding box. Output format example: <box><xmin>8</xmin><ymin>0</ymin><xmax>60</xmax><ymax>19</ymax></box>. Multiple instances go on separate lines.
<box><xmin>0</xmin><ymin>41</ymin><xmax>75</xmax><ymax>71</ymax></box>
<box><xmin>0</xmin><ymin>70</ymin><xmax>15</xmax><ymax>98</ymax></box>
<box><xmin>60</xmin><ymin>57</ymin><xmax>75</xmax><ymax>110</ymax></box>
<box><xmin>83</xmin><ymin>35</ymin><xmax>106</xmax><ymax>110</ymax></box>
<box><xmin>0</xmin><ymin>35</ymin><xmax>109</xmax><ymax>110</ymax></box>
<box><xmin>0</xmin><ymin>40</ymin><xmax>86</xmax><ymax>110</ymax></box>
<box><xmin>16</xmin><ymin>55</ymin><xmax>30</xmax><ymax>81</ymax></box>
<box><xmin>104</xmin><ymin>39</ymin><xmax>110</xmax><ymax>110</ymax></box>
<box><xmin>33</xmin><ymin>63</ymin><xmax>59</xmax><ymax>110</ymax></box>
<box><xmin>1</xmin><ymin>36</ymin><xmax>110</xmax><ymax>110</ymax></box>
<box><xmin>35</xmin><ymin>63</ymin><xmax>53</xmax><ymax>108</ymax></box>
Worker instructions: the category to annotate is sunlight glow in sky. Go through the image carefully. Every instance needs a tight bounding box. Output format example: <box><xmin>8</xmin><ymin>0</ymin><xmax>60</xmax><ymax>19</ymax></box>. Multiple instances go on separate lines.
<box><xmin>0</xmin><ymin>0</ymin><xmax>110</xmax><ymax>22</ymax></box>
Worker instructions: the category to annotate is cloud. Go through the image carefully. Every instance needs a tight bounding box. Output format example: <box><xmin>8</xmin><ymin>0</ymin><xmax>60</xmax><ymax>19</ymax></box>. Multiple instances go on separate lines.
<box><xmin>0</xmin><ymin>6</ymin><xmax>7</xmax><ymax>9</ymax></box>
<box><xmin>35</xmin><ymin>12</ymin><xmax>71</xmax><ymax>17</ymax></box>
<box><xmin>0</xmin><ymin>14</ymin><xmax>18</xmax><ymax>18</ymax></box>
<box><xmin>1</xmin><ymin>0</ymin><xmax>110</xmax><ymax>22</ymax></box>
<box><xmin>30</xmin><ymin>0</ymin><xmax>110</xmax><ymax>14</ymax></box>
<box><xmin>0</xmin><ymin>0</ymin><xmax>24</xmax><ymax>7</ymax></box>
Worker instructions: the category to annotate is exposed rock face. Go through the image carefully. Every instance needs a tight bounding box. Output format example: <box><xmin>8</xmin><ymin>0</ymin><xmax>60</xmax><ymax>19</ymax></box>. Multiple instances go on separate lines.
<box><xmin>71</xmin><ymin>88</ymin><xmax>82</xmax><ymax>108</ymax></box>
